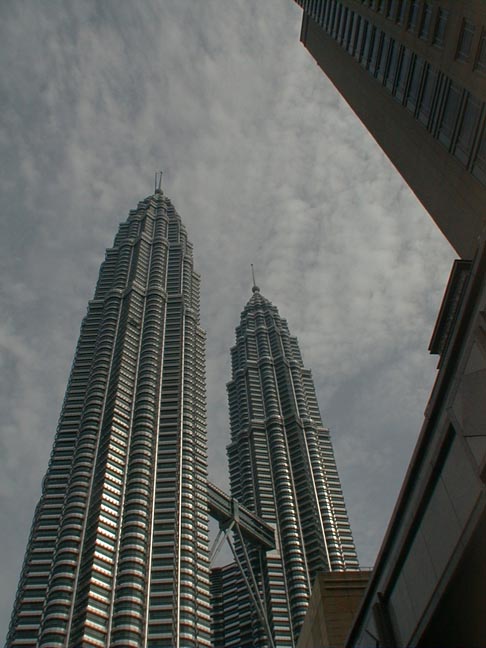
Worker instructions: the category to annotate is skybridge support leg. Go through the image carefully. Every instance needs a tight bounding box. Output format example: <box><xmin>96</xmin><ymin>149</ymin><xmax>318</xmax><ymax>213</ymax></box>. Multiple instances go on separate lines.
<box><xmin>226</xmin><ymin>532</ymin><xmax>276</xmax><ymax>648</ymax></box>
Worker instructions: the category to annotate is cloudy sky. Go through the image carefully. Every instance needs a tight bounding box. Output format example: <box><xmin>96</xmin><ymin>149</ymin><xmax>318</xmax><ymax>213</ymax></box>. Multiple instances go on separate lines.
<box><xmin>0</xmin><ymin>0</ymin><xmax>455</xmax><ymax>635</ymax></box>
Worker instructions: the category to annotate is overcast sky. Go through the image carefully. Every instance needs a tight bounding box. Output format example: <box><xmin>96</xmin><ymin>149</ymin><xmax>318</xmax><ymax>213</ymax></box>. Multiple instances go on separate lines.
<box><xmin>0</xmin><ymin>0</ymin><xmax>455</xmax><ymax>636</ymax></box>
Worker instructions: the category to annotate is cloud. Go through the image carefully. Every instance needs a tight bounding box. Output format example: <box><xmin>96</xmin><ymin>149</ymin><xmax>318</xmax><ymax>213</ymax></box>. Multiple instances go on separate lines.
<box><xmin>0</xmin><ymin>0</ymin><xmax>454</xmax><ymax>633</ymax></box>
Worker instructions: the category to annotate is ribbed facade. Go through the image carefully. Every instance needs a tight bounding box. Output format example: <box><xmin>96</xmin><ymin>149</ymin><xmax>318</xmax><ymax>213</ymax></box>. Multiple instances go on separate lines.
<box><xmin>7</xmin><ymin>190</ymin><xmax>211</xmax><ymax>648</ymax></box>
<box><xmin>295</xmin><ymin>0</ymin><xmax>486</xmax><ymax>186</ymax></box>
<box><xmin>294</xmin><ymin>0</ymin><xmax>486</xmax><ymax>258</ymax></box>
<box><xmin>217</xmin><ymin>286</ymin><xmax>358</xmax><ymax>647</ymax></box>
<box><xmin>211</xmin><ymin>563</ymin><xmax>253</xmax><ymax>648</ymax></box>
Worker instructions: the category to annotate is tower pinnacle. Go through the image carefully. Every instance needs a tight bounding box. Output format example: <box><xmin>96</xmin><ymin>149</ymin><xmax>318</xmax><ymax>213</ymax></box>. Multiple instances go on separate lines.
<box><xmin>154</xmin><ymin>170</ymin><xmax>163</xmax><ymax>193</ymax></box>
<box><xmin>251</xmin><ymin>263</ymin><xmax>260</xmax><ymax>292</ymax></box>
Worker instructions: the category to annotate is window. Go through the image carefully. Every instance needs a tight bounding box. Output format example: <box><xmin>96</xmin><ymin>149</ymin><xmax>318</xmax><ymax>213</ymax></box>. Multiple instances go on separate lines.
<box><xmin>385</xmin><ymin>41</ymin><xmax>401</xmax><ymax>92</ymax></box>
<box><xmin>369</xmin><ymin>30</ymin><xmax>384</xmax><ymax>74</ymax></box>
<box><xmin>438</xmin><ymin>83</ymin><xmax>462</xmax><ymax>148</ymax></box>
<box><xmin>355</xmin><ymin>19</ymin><xmax>368</xmax><ymax>62</ymax></box>
<box><xmin>406</xmin><ymin>55</ymin><xmax>425</xmax><ymax>113</ymax></box>
<box><xmin>339</xmin><ymin>7</ymin><xmax>350</xmax><ymax>44</ymax></box>
<box><xmin>361</xmin><ymin>25</ymin><xmax>376</xmax><ymax>69</ymax></box>
<box><xmin>457</xmin><ymin>20</ymin><xmax>475</xmax><ymax>61</ymax></box>
<box><xmin>407</xmin><ymin>0</ymin><xmax>420</xmax><ymax>33</ymax></box>
<box><xmin>386</xmin><ymin>0</ymin><xmax>396</xmax><ymax>19</ymax></box>
<box><xmin>397</xmin><ymin>0</ymin><xmax>407</xmax><ymax>25</ymax></box>
<box><xmin>472</xmin><ymin>124</ymin><xmax>486</xmax><ymax>186</ymax></box>
<box><xmin>475</xmin><ymin>30</ymin><xmax>486</xmax><ymax>72</ymax></box>
<box><xmin>346</xmin><ymin>13</ymin><xmax>359</xmax><ymax>54</ymax></box>
<box><xmin>454</xmin><ymin>95</ymin><xmax>481</xmax><ymax>165</ymax></box>
<box><xmin>324</xmin><ymin>1</ymin><xmax>333</xmax><ymax>31</ymax></box>
<box><xmin>395</xmin><ymin>48</ymin><xmax>412</xmax><ymax>103</ymax></box>
<box><xmin>376</xmin><ymin>35</ymin><xmax>391</xmax><ymax>83</ymax></box>
<box><xmin>332</xmin><ymin>3</ymin><xmax>343</xmax><ymax>38</ymax></box>
<box><xmin>433</xmin><ymin>9</ymin><xmax>448</xmax><ymax>48</ymax></box>
<box><xmin>326</xmin><ymin>0</ymin><xmax>337</xmax><ymax>33</ymax></box>
<box><xmin>419</xmin><ymin>3</ymin><xmax>432</xmax><ymax>40</ymax></box>
<box><xmin>418</xmin><ymin>66</ymin><xmax>439</xmax><ymax>127</ymax></box>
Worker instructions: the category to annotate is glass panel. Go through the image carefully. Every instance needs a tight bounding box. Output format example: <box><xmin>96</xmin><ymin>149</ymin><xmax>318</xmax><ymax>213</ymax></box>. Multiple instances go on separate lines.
<box><xmin>406</xmin><ymin>56</ymin><xmax>425</xmax><ymax>112</ymax></box>
<box><xmin>438</xmin><ymin>83</ymin><xmax>462</xmax><ymax>148</ymax></box>
<box><xmin>418</xmin><ymin>66</ymin><xmax>439</xmax><ymax>127</ymax></box>
<box><xmin>475</xmin><ymin>30</ymin><xmax>486</xmax><ymax>72</ymax></box>
<box><xmin>385</xmin><ymin>41</ymin><xmax>401</xmax><ymax>92</ymax></box>
<box><xmin>348</xmin><ymin>14</ymin><xmax>361</xmax><ymax>55</ymax></box>
<box><xmin>361</xmin><ymin>25</ymin><xmax>376</xmax><ymax>69</ymax></box>
<box><xmin>331</xmin><ymin>3</ymin><xmax>342</xmax><ymax>38</ymax></box>
<box><xmin>397</xmin><ymin>0</ymin><xmax>408</xmax><ymax>25</ymax></box>
<box><xmin>433</xmin><ymin>9</ymin><xmax>449</xmax><ymax>48</ymax></box>
<box><xmin>346</xmin><ymin>13</ymin><xmax>357</xmax><ymax>53</ymax></box>
<box><xmin>472</xmin><ymin>124</ymin><xmax>486</xmax><ymax>186</ymax></box>
<box><xmin>376</xmin><ymin>35</ymin><xmax>391</xmax><ymax>82</ymax></box>
<box><xmin>338</xmin><ymin>7</ymin><xmax>349</xmax><ymax>43</ymax></box>
<box><xmin>454</xmin><ymin>95</ymin><xmax>481</xmax><ymax>165</ymax></box>
<box><xmin>386</xmin><ymin>0</ymin><xmax>396</xmax><ymax>19</ymax></box>
<box><xmin>407</xmin><ymin>0</ymin><xmax>420</xmax><ymax>33</ymax></box>
<box><xmin>325</xmin><ymin>0</ymin><xmax>335</xmax><ymax>32</ymax></box>
<box><xmin>355</xmin><ymin>19</ymin><xmax>368</xmax><ymax>62</ymax></box>
<box><xmin>369</xmin><ymin>30</ymin><xmax>384</xmax><ymax>74</ymax></box>
<box><xmin>317</xmin><ymin>0</ymin><xmax>326</xmax><ymax>25</ymax></box>
<box><xmin>419</xmin><ymin>3</ymin><xmax>432</xmax><ymax>40</ymax></box>
<box><xmin>395</xmin><ymin>48</ymin><xmax>412</xmax><ymax>103</ymax></box>
<box><xmin>457</xmin><ymin>20</ymin><xmax>476</xmax><ymax>62</ymax></box>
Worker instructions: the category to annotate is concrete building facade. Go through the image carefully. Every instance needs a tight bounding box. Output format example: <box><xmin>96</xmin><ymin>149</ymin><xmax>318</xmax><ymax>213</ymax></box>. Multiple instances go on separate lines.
<box><xmin>296</xmin><ymin>571</ymin><xmax>371</xmax><ymax>648</ymax></box>
<box><xmin>295</xmin><ymin>0</ymin><xmax>486</xmax><ymax>258</ymax></box>
<box><xmin>294</xmin><ymin>2</ymin><xmax>486</xmax><ymax>646</ymax></box>
<box><xmin>346</xmin><ymin>243</ymin><xmax>486</xmax><ymax>647</ymax></box>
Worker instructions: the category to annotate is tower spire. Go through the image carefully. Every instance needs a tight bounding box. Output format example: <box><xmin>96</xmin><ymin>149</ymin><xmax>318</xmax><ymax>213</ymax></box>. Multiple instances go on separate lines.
<box><xmin>155</xmin><ymin>170</ymin><xmax>163</xmax><ymax>193</ymax></box>
<box><xmin>251</xmin><ymin>264</ymin><xmax>260</xmax><ymax>293</ymax></box>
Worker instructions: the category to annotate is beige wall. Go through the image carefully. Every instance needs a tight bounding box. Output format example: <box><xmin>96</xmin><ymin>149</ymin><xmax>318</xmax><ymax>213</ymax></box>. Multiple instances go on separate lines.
<box><xmin>297</xmin><ymin>571</ymin><xmax>370</xmax><ymax>648</ymax></box>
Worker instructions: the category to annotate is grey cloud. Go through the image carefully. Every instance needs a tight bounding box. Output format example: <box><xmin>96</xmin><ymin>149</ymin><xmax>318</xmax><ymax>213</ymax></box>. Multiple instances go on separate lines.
<box><xmin>0</xmin><ymin>0</ymin><xmax>454</xmax><ymax>634</ymax></box>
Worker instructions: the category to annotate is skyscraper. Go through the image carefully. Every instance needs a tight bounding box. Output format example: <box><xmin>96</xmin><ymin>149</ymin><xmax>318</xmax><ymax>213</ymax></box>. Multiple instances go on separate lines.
<box><xmin>7</xmin><ymin>185</ymin><xmax>212</xmax><ymax>647</ymax></box>
<box><xmin>294</xmin><ymin>0</ymin><xmax>486</xmax><ymax>259</ymax></box>
<box><xmin>213</xmin><ymin>282</ymin><xmax>358</xmax><ymax>647</ymax></box>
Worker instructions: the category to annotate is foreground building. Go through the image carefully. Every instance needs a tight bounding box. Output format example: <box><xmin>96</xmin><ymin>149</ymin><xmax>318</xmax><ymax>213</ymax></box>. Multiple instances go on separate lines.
<box><xmin>294</xmin><ymin>2</ymin><xmax>486</xmax><ymax>646</ymax></box>
<box><xmin>212</xmin><ymin>282</ymin><xmax>358</xmax><ymax>647</ymax></box>
<box><xmin>295</xmin><ymin>0</ymin><xmax>486</xmax><ymax>258</ymax></box>
<box><xmin>296</xmin><ymin>571</ymin><xmax>371</xmax><ymax>648</ymax></box>
<box><xmin>7</xmin><ymin>186</ymin><xmax>212</xmax><ymax>647</ymax></box>
<box><xmin>347</xmin><ymin>254</ymin><xmax>486</xmax><ymax>646</ymax></box>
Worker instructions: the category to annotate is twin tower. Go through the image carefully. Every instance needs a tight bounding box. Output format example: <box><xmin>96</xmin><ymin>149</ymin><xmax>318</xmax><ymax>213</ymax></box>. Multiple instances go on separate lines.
<box><xmin>8</xmin><ymin>189</ymin><xmax>358</xmax><ymax>648</ymax></box>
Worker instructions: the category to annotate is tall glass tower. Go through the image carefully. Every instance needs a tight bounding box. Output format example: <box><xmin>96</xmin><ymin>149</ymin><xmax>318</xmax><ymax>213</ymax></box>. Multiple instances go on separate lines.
<box><xmin>214</xmin><ymin>283</ymin><xmax>358</xmax><ymax>647</ymax></box>
<box><xmin>7</xmin><ymin>186</ymin><xmax>211</xmax><ymax>647</ymax></box>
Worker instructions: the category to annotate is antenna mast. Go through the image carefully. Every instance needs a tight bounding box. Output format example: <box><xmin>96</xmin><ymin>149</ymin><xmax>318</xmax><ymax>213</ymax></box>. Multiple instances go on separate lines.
<box><xmin>251</xmin><ymin>264</ymin><xmax>260</xmax><ymax>292</ymax></box>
